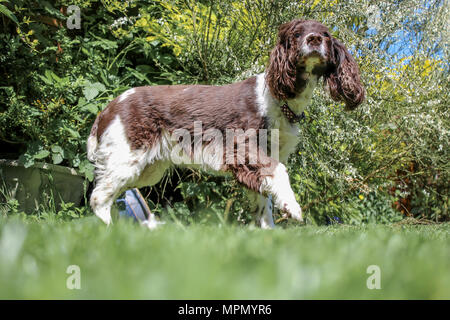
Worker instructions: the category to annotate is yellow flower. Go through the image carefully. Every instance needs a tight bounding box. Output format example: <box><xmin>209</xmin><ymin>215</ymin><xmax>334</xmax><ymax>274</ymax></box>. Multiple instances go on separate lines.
<box><xmin>359</xmin><ymin>195</ymin><xmax>364</xmax><ymax>200</ymax></box>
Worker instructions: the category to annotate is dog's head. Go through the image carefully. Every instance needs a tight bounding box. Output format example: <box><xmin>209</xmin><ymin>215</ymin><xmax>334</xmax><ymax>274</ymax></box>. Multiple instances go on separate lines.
<box><xmin>266</xmin><ymin>19</ymin><xmax>365</xmax><ymax>110</ymax></box>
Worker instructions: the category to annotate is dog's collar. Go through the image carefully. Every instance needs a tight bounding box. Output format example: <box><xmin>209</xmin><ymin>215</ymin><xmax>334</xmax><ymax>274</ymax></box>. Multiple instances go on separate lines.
<box><xmin>280</xmin><ymin>102</ymin><xmax>306</xmax><ymax>124</ymax></box>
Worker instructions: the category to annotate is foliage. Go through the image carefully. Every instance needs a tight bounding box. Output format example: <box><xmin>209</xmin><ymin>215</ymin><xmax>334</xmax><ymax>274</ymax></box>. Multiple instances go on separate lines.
<box><xmin>0</xmin><ymin>0</ymin><xmax>448</xmax><ymax>223</ymax></box>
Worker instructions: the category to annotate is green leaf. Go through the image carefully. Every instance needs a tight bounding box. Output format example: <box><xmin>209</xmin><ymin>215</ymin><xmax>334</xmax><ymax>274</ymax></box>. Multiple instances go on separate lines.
<box><xmin>71</xmin><ymin>156</ymin><xmax>81</xmax><ymax>168</ymax></box>
<box><xmin>52</xmin><ymin>153</ymin><xmax>63</xmax><ymax>165</ymax></box>
<box><xmin>44</xmin><ymin>70</ymin><xmax>57</xmax><ymax>81</ymax></box>
<box><xmin>37</xmin><ymin>74</ymin><xmax>53</xmax><ymax>85</ymax></box>
<box><xmin>51</xmin><ymin>145</ymin><xmax>64</xmax><ymax>164</ymax></box>
<box><xmin>63</xmin><ymin>125</ymin><xmax>81</xmax><ymax>139</ymax></box>
<box><xmin>50</xmin><ymin>72</ymin><xmax>61</xmax><ymax>83</ymax></box>
<box><xmin>34</xmin><ymin>150</ymin><xmax>50</xmax><ymax>160</ymax></box>
<box><xmin>89</xmin><ymin>35</ymin><xmax>118</xmax><ymax>50</ymax></box>
<box><xmin>79</xmin><ymin>160</ymin><xmax>95</xmax><ymax>182</ymax></box>
<box><xmin>41</xmin><ymin>1</ymin><xmax>65</xmax><ymax>18</ymax></box>
<box><xmin>77</xmin><ymin>97</ymin><xmax>86</xmax><ymax>106</ymax></box>
<box><xmin>19</xmin><ymin>154</ymin><xmax>34</xmax><ymax>168</ymax></box>
<box><xmin>81</xmin><ymin>103</ymin><xmax>98</xmax><ymax>114</ymax></box>
<box><xmin>0</xmin><ymin>4</ymin><xmax>19</xmax><ymax>24</ymax></box>
<box><xmin>51</xmin><ymin>145</ymin><xmax>64</xmax><ymax>154</ymax></box>
<box><xmin>136</xmin><ymin>65</ymin><xmax>154</xmax><ymax>73</ymax></box>
<box><xmin>82</xmin><ymin>82</ymin><xmax>105</xmax><ymax>101</ymax></box>
<box><xmin>91</xmin><ymin>82</ymin><xmax>106</xmax><ymax>92</ymax></box>
<box><xmin>83</xmin><ymin>86</ymin><xmax>99</xmax><ymax>101</ymax></box>
<box><xmin>125</xmin><ymin>67</ymin><xmax>152</xmax><ymax>84</ymax></box>
<box><xmin>150</xmin><ymin>40</ymin><xmax>160</xmax><ymax>47</ymax></box>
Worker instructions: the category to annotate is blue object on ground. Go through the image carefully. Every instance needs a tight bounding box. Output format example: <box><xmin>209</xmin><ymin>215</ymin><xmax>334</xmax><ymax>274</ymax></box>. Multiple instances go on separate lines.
<box><xmin>325</xmin><ymin>216</ymin><xmax>342</xmax><ymax>225</ymax></box>
<box><xmin>116</xmin><ymin>188</ymin><xmax>151</xmax><ymax>222</ymax></box>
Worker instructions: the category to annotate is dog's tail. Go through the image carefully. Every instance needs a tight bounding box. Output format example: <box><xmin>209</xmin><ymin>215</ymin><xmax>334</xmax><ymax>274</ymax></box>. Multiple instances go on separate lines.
<box><xmin>87</xmin><ymin>115</ymin><xmax>100</xmax><ymax>162</ymax></box>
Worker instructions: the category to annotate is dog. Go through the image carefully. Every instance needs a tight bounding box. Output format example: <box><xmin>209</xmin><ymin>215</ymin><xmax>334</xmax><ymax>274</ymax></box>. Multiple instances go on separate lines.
<box><xmin>87</xmin><ymin>19</ymin><xmax>364</xmax><ymax>229</ymax></box>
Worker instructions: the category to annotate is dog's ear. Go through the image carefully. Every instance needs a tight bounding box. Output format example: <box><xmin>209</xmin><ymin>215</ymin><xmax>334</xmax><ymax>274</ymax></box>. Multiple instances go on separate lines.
<box><xmin>266</xmin><ymin>21</ymin><xmax>300</xmax><ymax>101</ymax></box>
<box><xmin>325</xmin><ymin>38</ymin><xmax>365</xmax><ymax>110</ymax></box>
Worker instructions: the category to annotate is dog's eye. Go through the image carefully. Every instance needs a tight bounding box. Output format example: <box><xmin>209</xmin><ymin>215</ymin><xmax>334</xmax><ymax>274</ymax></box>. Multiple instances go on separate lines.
<box><xmin>294</xmin><ymin>33</ymin><xmax>301</xmax><ymax>38</ymax></box>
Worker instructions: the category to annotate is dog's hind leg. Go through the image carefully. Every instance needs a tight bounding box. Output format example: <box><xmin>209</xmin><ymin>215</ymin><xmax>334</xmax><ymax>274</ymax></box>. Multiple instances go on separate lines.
<box><xmin>90</xmin><ymin>157</ymin><xmax>147</xmax><ymax>225</ymax></box>
<box><xmin>89</xmin><ymin>116</ymin><xmax>150</xmax><ymax>225</ymax></box>
<box><xmin>90</xmin><ymin>183</ymin><xmax>119</xmax><ymax>225</ymax></box>
<box><xmin>91</xmin><ymin>160</ymin><xmax>169</xmax><ymax>227</ymax></box>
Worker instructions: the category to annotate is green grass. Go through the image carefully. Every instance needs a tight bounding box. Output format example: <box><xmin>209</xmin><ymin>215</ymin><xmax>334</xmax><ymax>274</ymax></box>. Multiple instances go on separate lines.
<box><xmin>0</xmin><ymin>216</ymin><xmax>449</xmax><ymax>299</ymax></box>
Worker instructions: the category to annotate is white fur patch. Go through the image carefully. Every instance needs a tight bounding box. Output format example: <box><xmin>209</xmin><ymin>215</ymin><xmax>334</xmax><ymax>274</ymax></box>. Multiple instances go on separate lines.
<box><xmin>141</xmin><ymin>213</ymin><xmax>165</xmax><ymax>230</ymax></box>
<box><xmin>301</xmin><ymin>33</ymin><xmax>327</xmax><ymax>62</ymax></box>
<box><xmin>255</xmin><ymin>72</ymin><xmax>318</xmax><ymax>162</ymax></box>
<box><xmin>90</xmin><ymin>116</ymin><xmax>149</xmax><ymax>224</ymax></box>
<box><xmin>255</xmin><ymin>73</ymin><xmax>276</xmax><ymax>117</ymax></box>
<box><xmin>96</xmin><ymin>116</ymin><xmax>146</xmax><ymax>177</ymax></box>
<box><xmin>147</xmin><ymin>130</ymin><xmax>173</xmax><ymax>163</ymax></box>
<box><xmin>118</xmin><ymin>88</ymin><xmax>136</xmax><ymax>102</ymax></box>
<box><xmin>86</xmin><ymin>135</ymin><xmax>98</xmax><ymax>162</ymax></box>
<box><xmin>260</xmin><ymin>163</ymin><xmax>303</xmax><ymax>222</ymax></box>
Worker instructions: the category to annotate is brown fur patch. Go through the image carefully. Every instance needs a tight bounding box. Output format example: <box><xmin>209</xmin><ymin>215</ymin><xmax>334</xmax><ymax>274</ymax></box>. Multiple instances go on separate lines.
<box><xmin>325</xmin><ymin>38</ymin><xmax>365</xmax><ymax>110</ymax></box>
<box><xmin>95</xmin><ymin>77</ymin><xmax>265</xmax><ymax>149</ymax></box>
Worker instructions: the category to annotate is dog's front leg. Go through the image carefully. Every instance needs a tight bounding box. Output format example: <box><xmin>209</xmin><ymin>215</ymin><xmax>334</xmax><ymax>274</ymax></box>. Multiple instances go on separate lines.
<box><xmin>259</xmin><ymin>163</ymin><xmax>303</xmax><ymax>222</ymax></box>
<box><xmin>259</xmin><ymin>194</ymin><xmax>275</xmax><ymax>229</ymax></box>
<box><xmin>248</xmin><ymin>191</ymin><xmax>276</xmax><ymax>229</ymax></box>
<box><xmin>232</xmin><ymin>158</ymin><xmax>303</xmax><ymax>223</ymax></box>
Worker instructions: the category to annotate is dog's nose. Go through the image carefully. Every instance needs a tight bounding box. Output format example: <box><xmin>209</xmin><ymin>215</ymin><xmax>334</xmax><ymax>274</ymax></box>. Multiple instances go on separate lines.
<box><xmin>306</xmin><ymin>34</ymin><xmax>323</xmax><ymax>46</ymax></box>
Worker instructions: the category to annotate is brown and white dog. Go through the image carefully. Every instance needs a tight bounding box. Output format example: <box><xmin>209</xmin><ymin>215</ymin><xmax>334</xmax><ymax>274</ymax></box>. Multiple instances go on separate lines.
<box><xmin>87</xmin><ymin>19</ymin><xmax>364</xmax><ymax>229</ymax></box>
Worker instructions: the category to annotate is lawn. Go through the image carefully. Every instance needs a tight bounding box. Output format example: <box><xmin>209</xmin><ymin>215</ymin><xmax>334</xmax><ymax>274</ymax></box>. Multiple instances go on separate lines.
<box><xmin>0</xmin><ymin>216</ymin><xmax>449</xmax><ymax>299</ymax></box>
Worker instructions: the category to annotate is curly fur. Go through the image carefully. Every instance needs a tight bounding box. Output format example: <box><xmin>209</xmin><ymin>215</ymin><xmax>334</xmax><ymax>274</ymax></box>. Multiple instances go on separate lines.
<box><xmin>325</xmin><ymin>38</ymin><xmax>365</xmax><ymax>110</ymax></box>
<box><xmin>266</xmin><ymin>19</ymin><xmax>365</xmax><ymax>109</ymax></box>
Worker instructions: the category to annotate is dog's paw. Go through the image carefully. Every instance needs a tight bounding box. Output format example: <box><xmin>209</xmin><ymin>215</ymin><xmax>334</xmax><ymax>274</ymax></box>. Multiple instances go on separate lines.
<box><xmin>141</xmin><ymin>214</ymin><xmax>165</xmax><ymax>230</ymax></box>
<box><xmin>282</xmin><ymin>202</ymin><xmax>303</xmax><ymax>223</ymax></box>
<box><xmin>95</xmin><ymin>207</ymin><xmax>113</xmax><ymax>225</ymax></box>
